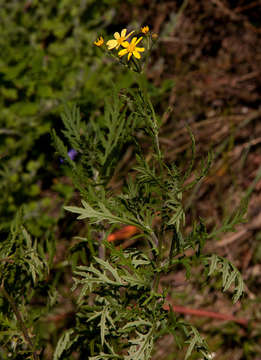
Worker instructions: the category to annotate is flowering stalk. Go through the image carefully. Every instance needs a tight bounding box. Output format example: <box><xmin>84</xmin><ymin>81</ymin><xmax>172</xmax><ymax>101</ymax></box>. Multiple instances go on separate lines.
<box><xmin>50</xmin><ymin>24</ymin><xmax>246</xmax><ymax>360</ymax></box>
<box><xmin>94</xmin><ymin>25</ymin><xmax>157</xmax><ymax>74</ymax></box>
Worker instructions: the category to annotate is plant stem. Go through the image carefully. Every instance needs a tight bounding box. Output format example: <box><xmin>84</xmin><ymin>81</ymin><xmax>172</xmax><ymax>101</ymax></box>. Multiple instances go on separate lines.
<box><xmin>136</xmin><ymin>73</ymin><xmax>163</xmax><ymax>172</ymax></box>
<box><xmin>152</xmin><ymin>230</ymin><xmax>163</xmax><ymax>294</ymax></box>
<box><xmin>0</xmin><ymin>281</ymin><xmax>39</xmax><ymax>360</ymax></box>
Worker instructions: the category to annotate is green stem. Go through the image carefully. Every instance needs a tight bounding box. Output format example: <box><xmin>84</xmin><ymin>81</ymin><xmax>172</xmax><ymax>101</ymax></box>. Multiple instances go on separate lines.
<box><xmin>149</xmin><ymin>98</ymin><xmax>163</xmax><ymax>174</ymax></box>
<box><xmin>151</xmin><ymin>230</ymin><xmax>164</xmax><ymax>294</ymax></box>
<box><xmin>131</xmin><ymin>57</ymin><xmax>141</xmax><ymax>73</ymax></box>
<box><xmin>136</xmin><ymin>73</ymin><xmax>163</xmax><ymax>169</ymax></box>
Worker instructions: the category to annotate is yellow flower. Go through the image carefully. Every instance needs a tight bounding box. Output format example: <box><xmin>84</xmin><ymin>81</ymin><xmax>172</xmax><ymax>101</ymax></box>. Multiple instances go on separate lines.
<box><xmin>118</xmin><ymin>37</ymin><xmax>144</xmax><ymax>61</ymax></box>
<box><xmin>152</xmin><ymin>33</ymin><xmax>158</xmax><ymax>39</ymax></box>
<box><xmin>94</xmin><ymin>36</ymin><xmax>104</xmax><ymax>47</ymax></box>
<box><xmin>106</xmin><ymin>28</ymin><xmax>134</xmax><ymax>50</ymax></box>
<box><xmin>141</xmin><ymin>25</ymin><xmax>149</xmax><ymax>34</ymax></box>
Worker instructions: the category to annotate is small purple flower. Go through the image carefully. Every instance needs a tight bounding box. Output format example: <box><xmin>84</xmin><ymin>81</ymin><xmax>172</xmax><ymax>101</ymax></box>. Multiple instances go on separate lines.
<box><xmin>60</xmin><ymin>149</ymin><xmax>78</xmax><ymax>163</ymax></box>
<box><xmin>68</xmin><ymin>149</ymin><xmax>77</xmax><ymax>161</ymax></box>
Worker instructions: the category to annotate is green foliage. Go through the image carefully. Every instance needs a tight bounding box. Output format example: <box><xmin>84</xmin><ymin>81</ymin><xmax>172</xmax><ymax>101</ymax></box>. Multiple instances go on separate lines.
<box><xmin>69</xmin><ymin>250</ymin><xmax>156</xmax><ymax>359</ymax></box>
<box><xmin>205</xmin><ymin>254</ymin><xmax>244</xmax><ymax>303</ymax></box>
<box><xmin>51</xmin><ymin>81</ymin><xmax>245</xmax><ymax>359</ymax></box>
<box><xmin>0</xmin><ymin>209</ymin><xmax>49</xmax><ymax>359</ymax></box>
<box><xmin>209</xmin><ymin>195</ymin><xmax>249</xmax><ymax>239</ymax></box>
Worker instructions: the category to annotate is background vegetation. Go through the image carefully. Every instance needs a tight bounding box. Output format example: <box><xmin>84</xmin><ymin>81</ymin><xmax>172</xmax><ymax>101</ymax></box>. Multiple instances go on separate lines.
<box><xmin>0</xmin><ymin>0</ymin><xmax>260</xmax><ymax>359</ymax></box>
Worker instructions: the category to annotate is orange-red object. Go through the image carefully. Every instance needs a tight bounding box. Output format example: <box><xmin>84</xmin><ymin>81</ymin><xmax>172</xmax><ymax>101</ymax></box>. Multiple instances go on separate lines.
<box><xmin>108</xmin><ymin>225</ymin><xmax>139</xmax><ymax>242</ymax></box>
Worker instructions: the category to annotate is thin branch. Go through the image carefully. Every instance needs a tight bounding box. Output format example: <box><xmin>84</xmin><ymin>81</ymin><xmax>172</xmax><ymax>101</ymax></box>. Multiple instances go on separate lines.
<box><xmin>163</xmin><ymin>301</ymin><xmax>248</xmax><ymax>326</ymax></box>
<box><xmin>0</xmin><ymin>258</ymin><xmax>14</xmax><ymax>263</ymax></box>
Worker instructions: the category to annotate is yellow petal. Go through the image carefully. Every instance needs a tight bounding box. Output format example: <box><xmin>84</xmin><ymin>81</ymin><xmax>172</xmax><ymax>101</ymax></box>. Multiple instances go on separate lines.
<box><xmin>133</xmin><ymin>51</ymin><xmax>141</xmax><ymax>59</ymax></box>
<box><xmin>131</xmin><ymin>37</ymin><xmax>137</xmax><ymax>44</ymax></box>
<box><xmin>106</xmin><ymin>39</ymin><xmax>118</xmax><ymax>49</ymax></box>
<box><xmin>125</xmin><ymin>30</ymin><xmax>135</xmax><ymax>40</ymax></box>
<box><xmin>114</xmin><ymin>32</ymin><xmax>120</xmax><ymax>39</ymax></box>
<box><xmin>118</xmin><ymin>48</ymin><xmax>128</xmax><ymax>57</ymax></box>
<box><xmin>94</xmin><ymin>36</ymin><xmax>104</xmax><ymax>46</ymax></box>
<box><xmin>127</xmin><ymin>52</ymin><xmax>132</xmax><ymax>61</ymax></box>
<box><xmin>121</xmin><ymin>41</ymin><xmax>130</xmax><ymax>48</ymax></box>
<box><xmin>121</xmin><ymin>29</ymin><xmax>127</xmax><ymax>37</ymax></box>
<box><xmin>135</xmin><ymin>47</ymin><xmax>145</xmax><ymax>52</ymax></box>
<box><xmin>135</xmin><ymin>37</ymin><xmax>143</xmax><ymax>45</ymax></box>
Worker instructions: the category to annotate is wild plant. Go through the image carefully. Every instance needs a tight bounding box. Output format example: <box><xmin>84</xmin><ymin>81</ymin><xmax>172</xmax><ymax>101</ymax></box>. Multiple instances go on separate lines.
<box><xmin>0</xmin><ymin>26</ymin><xmax>247</xmax><ymax>359</ymax></box>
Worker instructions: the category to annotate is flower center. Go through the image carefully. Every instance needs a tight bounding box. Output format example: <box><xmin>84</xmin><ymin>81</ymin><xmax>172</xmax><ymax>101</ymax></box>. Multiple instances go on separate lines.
<box><xmin>117</xmin><ymin>37</ymin><xmax>124</xmax><ymax>44</ymax></box>
<box><xmin>128</xmin><ymin>43</ymin><xmax>135</xmax><ymax>52</ymax></box>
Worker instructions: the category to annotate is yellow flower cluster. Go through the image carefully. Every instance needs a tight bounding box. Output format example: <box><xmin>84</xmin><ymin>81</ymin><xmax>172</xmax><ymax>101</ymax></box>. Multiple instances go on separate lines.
<box><xmin>94</xmin><ymin>26</ymin><xmax>153</xmax><ymax>62</ymax></box>
<box><xmin>106</xmin><ymin>28</ymin><xmax>145</xmax><ymax>61</ymax></box>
